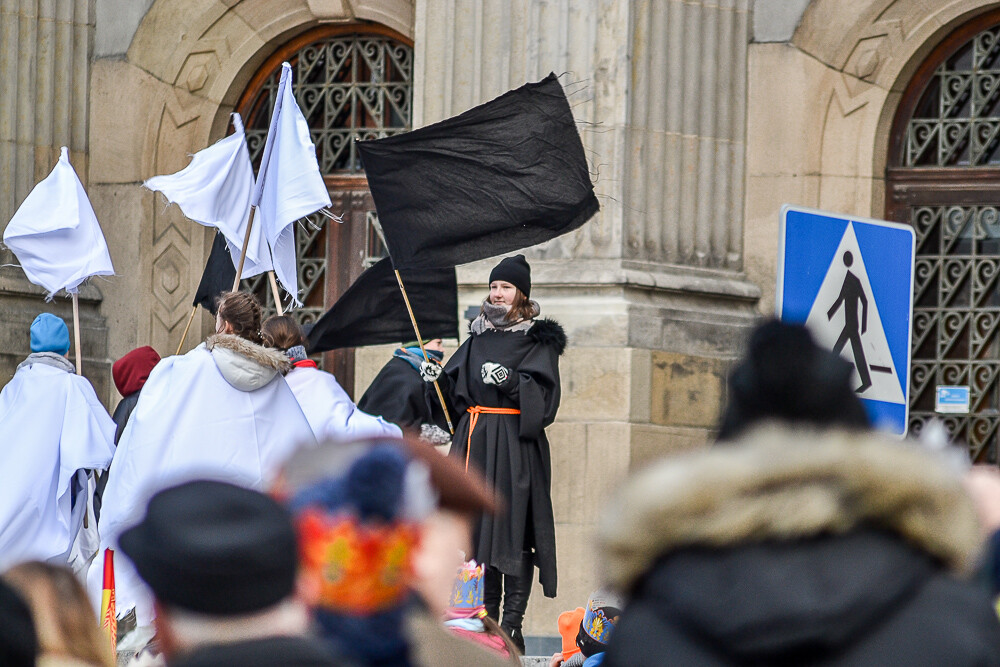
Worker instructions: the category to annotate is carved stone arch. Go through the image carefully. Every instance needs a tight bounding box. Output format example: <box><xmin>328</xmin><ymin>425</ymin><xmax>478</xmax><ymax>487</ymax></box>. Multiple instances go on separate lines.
<box><xmin>789</xmin><ymin>0</ymin><xmax>1000</xmax><ymax>216</ymax></box>
<box><xmin>98</xmin><ymin>0</ymin><xmax>413</xmax><ymax>356</ymax></box>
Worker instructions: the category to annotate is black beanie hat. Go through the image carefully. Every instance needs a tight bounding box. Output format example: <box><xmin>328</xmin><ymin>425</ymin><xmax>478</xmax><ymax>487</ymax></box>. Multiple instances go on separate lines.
<box><xmin>120</xmin><ymin>480</ymin><xmax>298</xmax><ymax>616</ymax></box>
<box><xmin>716</xmin><ymin>320</ymin><xmax>870</xmax><ymax>441</ymax></box>
<box><xmin>489</xmin><ymin>255</ymin><xmax>531</xmax><ymax>298</ymax></box>
<box><xmin>0</xmin><ymin>579</ymin><xmax>36</xmax><ymax>667</ymax></box>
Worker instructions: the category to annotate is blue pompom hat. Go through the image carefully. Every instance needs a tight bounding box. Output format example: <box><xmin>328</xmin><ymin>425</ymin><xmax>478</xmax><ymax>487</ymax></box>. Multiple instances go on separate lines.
<box><xmin>30</xmin><ymin>313</ymin><xmax>70</xmax><ymax>355</ymax></box>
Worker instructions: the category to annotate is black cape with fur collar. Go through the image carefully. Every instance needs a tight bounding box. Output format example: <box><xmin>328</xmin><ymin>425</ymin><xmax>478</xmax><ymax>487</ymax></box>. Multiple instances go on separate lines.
<box><xmin>443</xmin><ymin>317</ymin><xmax>565</xmax><ymax>597</ymax></box>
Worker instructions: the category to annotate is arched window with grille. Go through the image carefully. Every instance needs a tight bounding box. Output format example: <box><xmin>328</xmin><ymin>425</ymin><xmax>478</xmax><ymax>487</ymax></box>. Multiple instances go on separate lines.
<box><xmin>887</xmin><ymin>10</ymin><xmax>1000</xmax><ymax>462</ymax></box>
<box><xmin>236</xmin><ymin>25</ymin><xmax>412</xmax><ymax>389</ymax></box>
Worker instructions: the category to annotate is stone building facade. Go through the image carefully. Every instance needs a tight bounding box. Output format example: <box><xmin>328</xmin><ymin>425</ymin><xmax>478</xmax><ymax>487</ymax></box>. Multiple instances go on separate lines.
<box><xmin>3</xmin><ymin>0</ymin><xmax>999</xmax><ymax>635</ymax></box>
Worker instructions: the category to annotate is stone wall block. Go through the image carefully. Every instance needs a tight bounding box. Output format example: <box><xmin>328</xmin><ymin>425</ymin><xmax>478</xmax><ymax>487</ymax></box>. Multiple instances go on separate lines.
<box><xmin>89</xmin><ymin>60</ymin><xmax>165</xmax><ymax>184</ymax></box>
<box><xmin>557</xmin><ymin>347</ymin><xmax>631</xmax><ymax>422</ymax></box>
<box><xmin>524</xmin><ymin>524</ymin><xmax>596</xmax><ymax>636</ymax></box>
<box><xmin>650</xmin><ymin>351</ymin><xmax>728</xmax><ymax>429</ymax></box>
<box><xmin>547</xmin><ymin>422</ymin><xmax>587</xmax><ymax>524</ymax></box>
<box><xmin>629</xmin><ymin>423</ymin><xmax>712</xmax><ymax>469</ymax></box>
<box><xmin>88</xmin><ymin>185</ymin><xmax>153</xmax><ymax>365</ymax></box>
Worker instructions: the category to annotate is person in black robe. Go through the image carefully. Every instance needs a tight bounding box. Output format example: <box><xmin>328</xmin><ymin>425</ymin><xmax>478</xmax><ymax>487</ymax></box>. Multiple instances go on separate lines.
<box><xmin>443</xmin><ymin>255</ymin><xmax>566</xmax><ymax>653</ymax></box>
<box><xmin>357</xmin><ymin>338</ymin><xmax>451</xmax><ymax>445</ymax></box>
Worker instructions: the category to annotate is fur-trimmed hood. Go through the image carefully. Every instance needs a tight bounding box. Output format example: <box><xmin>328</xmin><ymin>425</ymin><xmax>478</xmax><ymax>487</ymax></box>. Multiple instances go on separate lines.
<box><xmin>598</xmin><ymin>424</ymin><xmax>982</xmax><ymax>592</ymax></box>
<box><xmin>206</xmin><ymin>334</ymin><xmax>291</xmax><ymax>391</ymax></box>
<box><xmin>528</xmin><ymin>318</ymin><xmax>567</xmax><ymax>355</ymax></box>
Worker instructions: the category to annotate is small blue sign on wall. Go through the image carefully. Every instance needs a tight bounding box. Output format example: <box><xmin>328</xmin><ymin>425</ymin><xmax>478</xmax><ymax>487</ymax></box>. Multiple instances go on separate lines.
<box><xmin>936</xmin><ymin>385</ymin><xmax>970</xmax><ymax>414</ymax></box>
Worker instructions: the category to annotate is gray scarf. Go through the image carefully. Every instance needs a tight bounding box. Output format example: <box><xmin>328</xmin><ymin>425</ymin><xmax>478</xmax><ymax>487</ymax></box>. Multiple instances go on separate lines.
<box><xmin>470</xmin><ymin>299</ymin><xmax>540</xmax><ymax>335</ymax></box>
<box><xmin>16</xmin><ymin>351</ymin><xmax>76</xmax><ymax>374</ymax></box>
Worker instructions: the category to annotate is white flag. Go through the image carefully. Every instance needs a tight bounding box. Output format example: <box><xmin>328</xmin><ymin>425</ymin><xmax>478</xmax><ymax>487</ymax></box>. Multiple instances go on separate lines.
<box><xmin>3</xmin><ymin>147</ymin><xmax>115</xmax><ymax>298</ymax></box>
<box><xmin>252</xmin><ymin>62</ymin><xmax>332</xmax><ymax>306</ymax></box>
<box><xmin>145</xmin><ymin>114</ymin><xmax>272</xmax><ymax>278</ymax></box>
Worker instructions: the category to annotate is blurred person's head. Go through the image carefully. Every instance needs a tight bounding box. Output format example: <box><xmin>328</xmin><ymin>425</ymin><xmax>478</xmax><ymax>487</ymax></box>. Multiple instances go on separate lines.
<box><xmin>4</xmin><ymin>561</ymin><xmax>111</xmax><ymax>667</ymax></box>
<box><xmin>717</xmin><ymin>320</ymin><xmax>870</xmax><ymax>441</ymax></box>
<box><xmin>118</xmin><ymin>480</ymin><xmax>307</xmax><ymax>660</ymax></box>
<box><xmin>402</xmin><ymin>339</ymin><xmax>444</xmax><ymax>354</ymax></box>
<box><xmin>214</xmin><ymin>291</ymin><xmax>263</xmax><ymax>344</ymax></box>
<box><xmin>279</xmin><ymin>435</ymin><xmax>496</xmax><ymax>663</ymax></box>
<box><xmin>284</xmin><ymin>443</ymin><xmax>433</xmax><ymax>664</ymax></box>
<box><xmin>0</xmin><ymin>578</ymin><xmax>36</xmax><ymax>667</ymax></box>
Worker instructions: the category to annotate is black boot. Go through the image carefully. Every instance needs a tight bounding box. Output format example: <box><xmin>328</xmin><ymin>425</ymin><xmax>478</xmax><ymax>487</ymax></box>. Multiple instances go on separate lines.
<box><xmin>500</xmin><ymin>554</ymin><xmax>533</xmax><ymax>654</ymax></box>
<box><xmin>484</xmin><ymin>566</ymin><xmax>502</xmax><ymax>622</ymax></box>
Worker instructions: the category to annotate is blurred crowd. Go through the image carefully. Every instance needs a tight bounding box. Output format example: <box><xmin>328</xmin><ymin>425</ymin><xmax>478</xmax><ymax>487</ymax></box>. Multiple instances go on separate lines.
<box><xmin>5</xmin><ymin>316</ymin><xmax>1000</xmax><ymax>666</ymax></box>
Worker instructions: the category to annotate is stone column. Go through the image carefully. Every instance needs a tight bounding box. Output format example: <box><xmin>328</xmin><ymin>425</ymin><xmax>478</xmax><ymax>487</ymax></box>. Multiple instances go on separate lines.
<box><xmin>409</xmin><ymin>0</ymin><xmax>760</xmax><ymax>636</ymax></box>
<box><xmin>0</xmin><ymin>1</ymin><xmax>110</xmax><ymax>402</ymax></box>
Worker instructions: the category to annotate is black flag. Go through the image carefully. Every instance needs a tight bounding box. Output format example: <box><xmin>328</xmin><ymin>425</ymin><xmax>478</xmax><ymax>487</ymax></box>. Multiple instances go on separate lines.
<box><xmin>357</xmin><ymin>73</ymin><xmax>599</xmax><ymax>270</ymax></box>
<box><xmin>193</xmin><ymin>232</ymin><xmax>236</xmax><ymax>316</ymax></box>
<box><xmin>307</xmin><ymin>258</ymin><xmax>458</xmax><ymax>353</ymax></box>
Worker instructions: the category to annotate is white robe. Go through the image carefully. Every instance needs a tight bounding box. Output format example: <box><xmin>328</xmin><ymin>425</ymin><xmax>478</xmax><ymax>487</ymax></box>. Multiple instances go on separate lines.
<box><xmin>0</xmin><ymin>361</ymin><xmax>115</xmax><ymax>571</ymax></box>
<box><xmin>89</xmin><ymin>336</ymin><xmax>317</xmax><ymax>624</ymax></box>
<box><xmin>284</xmin><ymin>364</ymin><xmax>401</xmax><ymax>442</ymax></box>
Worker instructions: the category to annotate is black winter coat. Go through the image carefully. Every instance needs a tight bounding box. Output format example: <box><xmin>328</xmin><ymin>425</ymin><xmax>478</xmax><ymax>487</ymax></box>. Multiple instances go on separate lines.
<box><xmin>169</xmin><ymin>636</ymin><xmax>343</xmax><ymax>667</ymax></box>
<box><xmin>358</xmin><ymin>356</ymin><xmax>440</xmax><ymax>432</ymax></box>
<box><xmin>445</xmin><ymin>318</ymin><xmax>565</xmax><ymax>597</ymax></box>
<box><xmin>607</xmin><ymin>529</ymin><xmax>1000</xmax><ymax>666</ymax></box>
<box><xmin>599</xmin><ymin>425</ymin><xmax>1000</xmax><ymax>667</ymax></box>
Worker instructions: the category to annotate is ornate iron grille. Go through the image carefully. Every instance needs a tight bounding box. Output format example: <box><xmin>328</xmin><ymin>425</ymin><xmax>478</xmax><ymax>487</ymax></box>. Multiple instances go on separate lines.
<box><xmin>906</xmin><ymin>25</ymin><xmax>1000</xmax><ymax>166</ymax></box>
<box><xmin>243</xmin><ymin>35</ymin><xmax>413</xmax><ymax>174</ymax></box>
<box><xmin>237</xmin><ymin>32</ymin><xmax>413</xmax><ymax>323</ymax></box>
<box><xmin>909</xmin><ymin>205</ymin><xmax>1000</xmax><ymax>462</ymax></box>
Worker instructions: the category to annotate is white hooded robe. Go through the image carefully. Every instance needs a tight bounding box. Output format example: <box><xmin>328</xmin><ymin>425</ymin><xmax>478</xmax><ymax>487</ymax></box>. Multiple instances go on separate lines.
<box><xmin>0</xmin><ymin>355</ymin><xmax>115</xmax><ymax>571</ymax></box>
<box><xmin>89</xmin><ymin>334</ymin><xmax>317</xmax><ymax>624</ymax></box>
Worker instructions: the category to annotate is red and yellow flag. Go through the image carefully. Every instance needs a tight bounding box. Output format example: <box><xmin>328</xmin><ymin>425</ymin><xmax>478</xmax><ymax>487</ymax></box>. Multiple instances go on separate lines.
<box><xmin>100</xmin><ymin>549</ymin><xmax>117</xmax><ymax>655</ymax></box>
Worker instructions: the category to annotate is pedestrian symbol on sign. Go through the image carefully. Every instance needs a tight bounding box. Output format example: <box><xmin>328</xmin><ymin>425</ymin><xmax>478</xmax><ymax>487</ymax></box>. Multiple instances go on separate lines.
<box><xmin>827</xmin><ymin>251</ymin><xmax>871</xmax><ymax>393</ymax></box>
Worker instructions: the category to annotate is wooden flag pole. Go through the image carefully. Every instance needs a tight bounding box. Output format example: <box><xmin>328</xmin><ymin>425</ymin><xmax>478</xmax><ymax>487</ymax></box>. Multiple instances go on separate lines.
<box><xmin>232</xmin><ymin>206</ymin><xmax>258</xmax><ymax>292</ymax></box>
<box><xmin>175</xmin><ymin>305</ymin><xmax>198</xmax><ymax>355</ymax></box>
<box><xmin>71</xmin><ymin>292</ymin><xmax>82</xmax><ymax>375</ymax></box>
<box><xmin>268</xmin><ymin>271</ymin><xmax>285</xmax><ymax>316</ymax></box>
<box><xmin>393</xmin><ymin>269</ymin><xmax>454</xmax><ymax>434</ymax></box>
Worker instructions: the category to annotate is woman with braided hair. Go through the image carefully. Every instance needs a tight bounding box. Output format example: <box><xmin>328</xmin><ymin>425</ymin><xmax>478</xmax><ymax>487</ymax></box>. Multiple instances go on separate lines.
<box><xmin>442</xmin><ymin>255</ymin><xmax>566</xmax><ymax>652</ymax></box>
<box><xmin>88</xmin><ymin>291</ymin><xmax>316</xmax><ymax>627</ymax></box>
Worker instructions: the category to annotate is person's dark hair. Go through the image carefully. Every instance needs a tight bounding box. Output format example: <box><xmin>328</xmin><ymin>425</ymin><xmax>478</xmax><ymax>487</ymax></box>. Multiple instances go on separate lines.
<box><xmin>262</xmin><ymin>315</ymin><xmax>306</xmax><ymax>350</ymax></box>
<box><xmin>716</xmin><ymin>319</ymin><xmax>870</xmax><ymax>441</ymax></box>
<box><xmin>482</xmin><ymin>288</ymin><xmax>536</xmax><ymax>324</ymax></box>
<box><xmin>216</xmin><ymin>291</ymin><xmax>263</xmax><ymax>344</ymax></box>
<box><xmin>4</xmin><ymin>562</ymin><xmax>113</xmax><ymax>667</ymax></box>
<box><xmin>0</xmin><ymin>578</ymin><xmax>36</xmax><ymax>667</ymax></box>
<box><xmin>481</xmin><ymin>616</ymin><xmax>523</xmax><ymax>661</ymax></box>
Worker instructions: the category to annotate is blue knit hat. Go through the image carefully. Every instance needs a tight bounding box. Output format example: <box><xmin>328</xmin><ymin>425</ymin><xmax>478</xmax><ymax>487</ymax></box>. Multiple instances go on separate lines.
<box><xmin>30</xmin><ymin>313</ymin><xmax>70</xmax><ymax>355</ymax></box>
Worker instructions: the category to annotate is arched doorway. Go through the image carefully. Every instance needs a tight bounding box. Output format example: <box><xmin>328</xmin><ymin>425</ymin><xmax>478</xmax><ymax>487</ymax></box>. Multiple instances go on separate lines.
<box><xmin>887</xmin><ymin>10</ymin><xmax>1000</xmax><ymax>462</ymax></box>
<box><xmin>235</xmin><ymin>24</ymin><xmax>413</xmax><ymax>392</ymax></box>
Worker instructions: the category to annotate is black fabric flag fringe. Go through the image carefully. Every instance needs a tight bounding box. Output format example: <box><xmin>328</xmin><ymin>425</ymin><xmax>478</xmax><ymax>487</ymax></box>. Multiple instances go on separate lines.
<box><xmin>357</xmin><ymin>72</ymin><xmax>599</xmax><ymax>270</ymax></box>
<box><xmin>307</xmin><ymin>257</ymin><xmax>458</xmax><ymax>353</ymax></box>
<box><xmin>193</xmin><ymin>232</ymin><xmax>236</xmax><ymax>316</ymax></box>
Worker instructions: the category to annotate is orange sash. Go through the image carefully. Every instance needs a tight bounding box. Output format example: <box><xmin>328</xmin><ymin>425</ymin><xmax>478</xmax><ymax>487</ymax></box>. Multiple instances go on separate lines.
<box><xmin>465</xmin><ymin>406</ymin><xmax>521</xmax><ymax>471</ymax></box>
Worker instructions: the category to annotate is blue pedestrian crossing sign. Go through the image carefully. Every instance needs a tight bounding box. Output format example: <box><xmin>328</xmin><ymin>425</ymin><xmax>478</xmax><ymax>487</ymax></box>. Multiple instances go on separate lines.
<box><xmin>777</xmin><ymin>205</ymin><xmax>915</xmax><ymax>436</ymax></box>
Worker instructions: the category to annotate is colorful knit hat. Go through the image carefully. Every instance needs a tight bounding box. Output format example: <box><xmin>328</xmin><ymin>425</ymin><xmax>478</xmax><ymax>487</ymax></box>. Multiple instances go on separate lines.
<box><xmin>286</xmin><ymin>444</ymin><xmax>435</xmax><ymax>616</ymax></box>
<box><xmin>447</xmin><ymin>560</ymin><xmax>486</xmax><ymax>619</ymax></box>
